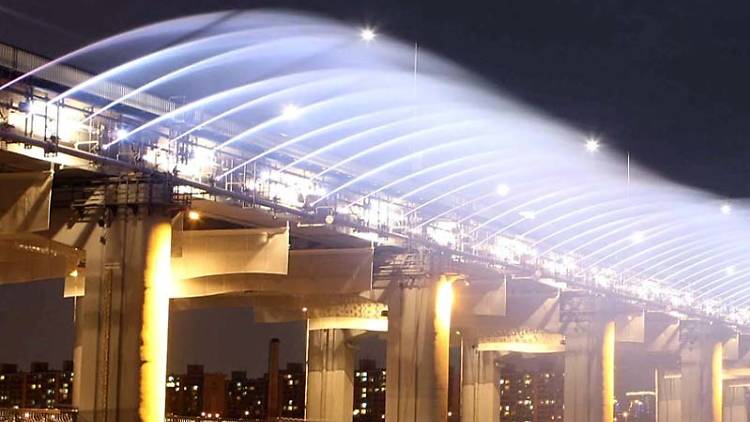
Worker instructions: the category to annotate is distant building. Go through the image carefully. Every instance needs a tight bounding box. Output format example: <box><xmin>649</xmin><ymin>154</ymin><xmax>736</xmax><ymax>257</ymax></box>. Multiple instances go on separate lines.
<box><xmin>165</xmin><ymin>365</ymin><xmax>226</xmax><ymax>418</ymax></box>
<box><xmin>498</xmin><ymin>356</ymin><xmax>564</xmax><ymax>421</ymax></box>
<box><xmin>353</xmin><ymin>359</ymin><xmax>386</xmax><ymax>421</ymax></box>
<box><xmin>278</xmin><ymin>363</ymin><xmax>305</xmax><ymax>419</ymax></box>
<box><xmin>226</xmin><ymin>371</ymin><xmax>266</xmax><ymax>419</ymax></box>
<box><xmin>0</xmin><ymin>361</ymin><xmax>73</xmax><ymax>409</ymax></box>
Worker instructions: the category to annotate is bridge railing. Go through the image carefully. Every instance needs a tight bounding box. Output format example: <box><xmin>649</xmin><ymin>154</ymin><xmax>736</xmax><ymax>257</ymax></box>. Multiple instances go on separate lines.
<box><xmin>165</xmin><ymin>418</ymin><xmax>309</xmax><ymax>422</ymax></box>
<box><xmin>0</xmin><ymin>408</ymin><xmax>77</xmax><ymax>422</ymax></box>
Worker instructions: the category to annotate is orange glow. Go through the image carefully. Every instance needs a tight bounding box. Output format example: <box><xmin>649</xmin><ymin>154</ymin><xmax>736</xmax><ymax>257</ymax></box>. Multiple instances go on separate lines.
<box><xmin>187</xmin><ymin>210</ymin><xmax>201</xmax><ymax>221</ymax></box>
<box><xmin>713</xmin><ymin>342</ymin><xmax>723</xmax><ymax>422</ymax></box>
<box><xmin>139</xmin><ymin>220</ymin><xmax>171</xmax><ymax>422</ymax></box>
<box><xmin>602</xmin><ymin>320</ymin><xmax>615</xmax><ymax>422</ymax></box>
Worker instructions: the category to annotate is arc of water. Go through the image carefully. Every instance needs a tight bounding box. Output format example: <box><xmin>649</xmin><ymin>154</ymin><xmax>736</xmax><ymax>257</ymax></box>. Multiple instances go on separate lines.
<box><xmin>0</xmin><ymin>12</ymin><xmax>237</xmax><ymax>91</ymax></box>
<box><xmin>102</xmin><ymin>69</ymin><xmax>343</xmax><ymax>148</ymax></box>
<box><xmin>49</xmin><ymin>24</ymin><xmax>332</xmax><ymax>106</ymax></box>
<box><xmin>622</xmin><ymin>237</ymin><xmax>735</xmax><ymax>284</ymax></box>
<box><xmin>82</xmin><ymin>33</ymin><xmax>344</xmax><ymax>124</ymax></box>
<box><xmin>660</xmin><ymin>245</ymin><xmax>743</xmax><ymax>285</ymax></box>
<box><xmin>314</xmin><ymin>117</ymin><xmax>493</xmax><ymax>180</ymax></box>
<box><xmin>716</xmin><ymin>274</ymin><xmax>750</xmax><ymax>304</ymax></box>
<box><xmin>692</xmin><ymin>266</ymin><xmax>750</xmax><ymax>300</ymax></box>
<box><xmin>273</xmin><ymin>107</ymin><xmax>467</xmax><ymax>177</ymax></box>
<box><xmin>401</xmin><ymin>173</ymin><xmax>513</xmax><ymax>218</ymax></box>
<box><xmin>399</xmin><ymin>157</ymin><xmax>520</xmax><ymax>203</ymax></box>
<box><xmin>310</xmin><ymin>134</ymin><xmax>496</xmax><ymax>207</ymax></box>
<box><xmin>561</xmin><ymin>214</ymin><xmax>670</xmax><ymax>258</ymax></box>
<box><xmin>414</xmin><ymin>174</ymin><xmax>569</xmax><ymax>230</ymax></box>
<box><xmin>472</xmin><ymin>188</ymin><xmax>607</xmax><ymax>247</ymax></box>
<box><xmin>580</xmin><ymin>223</ymin><xmax>693</xmax><ymax>271</ymax></box>
<box><xmin>583</xmin><ymin>221</ymin><xmax>729</xmax><ymax>273</ymax></box>
<box><xmin>533</xmin><ymin>200</ymin><xmax>672</xmax><ymax>249</ymax></box>
<box><xmin>214</xmin><ymin>103</ymin><xmax>429</xmax><ymax>179</ymax></box>
<box><xmin>346</xmin><ymin>150</ymin><xmax>510</xmax><ymax>210</ymax></box>
<box><xmin>676</xmin><ymin>250</ymin><xmax>750</xmax><ymax>289</ymax></box>
<box><xmin>218</xmin><ymin>100</ymin><xmax>482</xmax><ymax>180</ymax></box>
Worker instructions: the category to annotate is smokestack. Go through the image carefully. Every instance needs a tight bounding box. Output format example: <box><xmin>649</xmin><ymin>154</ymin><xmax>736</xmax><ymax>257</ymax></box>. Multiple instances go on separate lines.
<box><xmin>266</xmin><ymin>338</ymin><xmax>281</xmax><ymax>420</ymax></box>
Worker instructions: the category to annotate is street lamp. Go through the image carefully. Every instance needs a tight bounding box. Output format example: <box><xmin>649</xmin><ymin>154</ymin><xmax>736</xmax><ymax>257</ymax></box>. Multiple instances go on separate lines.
<box><xmin>360</xmin><ymin>27</ymin><xmax>377</xmax><ymax>42</ymax></box>
<box><xmin>585</xmin><ymin>137</ymin><xmax>600</xmax><ymax>153</ymax></box>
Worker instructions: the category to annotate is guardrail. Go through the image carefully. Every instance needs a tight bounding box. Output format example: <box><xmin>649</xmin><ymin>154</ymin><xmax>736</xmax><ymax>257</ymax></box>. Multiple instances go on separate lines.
<box><xmin>165</xmin><ymin>417</ymin><xmax>308</xmax><ymax>422</ymax></box>
<box><xmin>0</xmin><ymin>408</ymin><xmax>77</xmax><ymax>422</ymax></box>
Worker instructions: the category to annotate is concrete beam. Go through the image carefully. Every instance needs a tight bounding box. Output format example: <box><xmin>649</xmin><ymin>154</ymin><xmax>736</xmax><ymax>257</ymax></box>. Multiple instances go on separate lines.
<box><xmin>0</xmin><ymin>171</ymin><xmax>52</xmax><ymax>233</ymax></box>
<box><xmin>171</xmin><ymin>247</ymin><xmax>373</xmax><ymax>298</ymax></box>
<box><xmin>476</xmin><ymin>329</ymin><xmax>565</xmax><ymax>354</ymax></box>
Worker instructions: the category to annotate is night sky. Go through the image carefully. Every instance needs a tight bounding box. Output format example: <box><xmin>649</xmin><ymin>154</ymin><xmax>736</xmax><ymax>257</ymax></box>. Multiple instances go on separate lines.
<box><xmin>2</xmin><ymin>0</ymin><xmax>750</xmax><ymax>376</ymax></box>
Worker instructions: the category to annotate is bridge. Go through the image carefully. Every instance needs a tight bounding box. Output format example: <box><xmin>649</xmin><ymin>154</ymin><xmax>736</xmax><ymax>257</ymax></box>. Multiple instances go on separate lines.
<box><xmin>1</xmin><ymin>10</ymin><xmax>750</xmax><ymax>422</ymax></box>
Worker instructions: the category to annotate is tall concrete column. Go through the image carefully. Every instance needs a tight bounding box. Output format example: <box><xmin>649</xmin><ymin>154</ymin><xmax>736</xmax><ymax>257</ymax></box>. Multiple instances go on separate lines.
<box><xmin>385</xmin><ymin>275</ymin><xmax>454</xmax><ymax>422</ymax></box>
<box><xmin>306</xmin><ymin>329</ymin><xmax>355</xmax><ymax>422</ymax></box>
<box><xmin>723</xmin><ymin>383</ymin><xmax>749</xmax><ymax>422</ymax></box>
<box><xmin>656</xmin><ymin>369</ymin><xmax>681</xmax><ymax>422</ymax></box>
<box><xmin>460</xmin><ymin>343</ymin><xmax>499</xmax><ymax>422</ymax></box>
<box><xmin>680</xmin><ymin>321</ymin><xmax>723</xmax><ymax>422</ymax></box>
<box><xmin>560</xmin><ymin>294</ymin><xmax>615</xmax><ymax>422</ymax></box>
<box><xmin>71</xmin><ymin>205</ymin><xmax>172</xmax><ymax>422</ymax></box>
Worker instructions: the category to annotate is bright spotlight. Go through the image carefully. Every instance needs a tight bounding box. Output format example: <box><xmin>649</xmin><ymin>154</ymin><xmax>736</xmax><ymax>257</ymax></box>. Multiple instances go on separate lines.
<box><xmin>360</xmin><ymin>27</ymin><xmax>377</xmax><ymax>42</ymax></box>
<box><xmin>585</xmin><ymin>138</ymin><xmax>600</xmax><ymax>153</ymax></box>
<box><xmin>116</xmin><ymin>128</ymin><xmax>129</xmax><ymax>139</ymax></box>
<box><xmin>630</xmin><ymin>231</ymin><xmax>646</xmax><ymax>244</ymax></box>
<box><xmin>496</xmin><ymin>184</ymin><xmax>510</xmax><ymax>196</ymax></box>
<box><xmin>281</xmin><ymin>104</ymin><xmax>302</xmax><ymax>120</ymax></box>
<box><xmin>187</xmin><ymin>210</ymin><xmax>201</xmax><ymax>221</ymax></box>
<box><xmin>721</xmin><ymin>203</ymin><xmax>732</xmax><ymax>215</ymax></box>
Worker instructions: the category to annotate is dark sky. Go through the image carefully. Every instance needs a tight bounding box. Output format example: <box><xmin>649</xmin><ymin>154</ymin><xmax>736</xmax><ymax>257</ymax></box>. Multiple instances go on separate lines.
<box><xmin>2</xmin><ymin>0</ymin><xmax>750</xmax><ymax>377</ymax></box>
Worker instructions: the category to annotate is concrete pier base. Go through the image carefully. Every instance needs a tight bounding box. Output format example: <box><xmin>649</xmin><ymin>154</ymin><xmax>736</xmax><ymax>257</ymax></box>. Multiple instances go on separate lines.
<box><xmin>66</xmin><ymin>206</ymin><xmax>171</xmax><ymax>422</ymax></box>
<box><xmin>680</xmin><ymin>322</ymin><xmax>723</xmax><ymax>422</ymax></box>
<box><xmin>563</xmin><ymin>319</ymin><xmax>615</xmax><ymax>422</ymax></box>
<box><xmin>385</xmin><ymin>276</ymin><xmax>454</xmax><ymax>422</ymax></box>
<box><xmin>306</xmin><ymin>328</ymin><xmax>355</xmax><ymax>422</ymax></box>
<box><xmin>723</xmin><ymin>383</ymin><xmax>749</xmax><ymax>422</ymax></box>
<box><xmin>656</xmin><ymin>369</ymin><xmax>682</xmax><ymax>422</ymax></box>
<box><xmin>460</xmin><ymin>343</ymin><xmax>499</xmax><ymax>422</ymax></box>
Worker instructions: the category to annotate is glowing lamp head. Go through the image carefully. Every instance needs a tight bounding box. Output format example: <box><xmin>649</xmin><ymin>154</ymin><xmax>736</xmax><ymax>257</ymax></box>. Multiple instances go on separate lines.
<box><xmin>721</xmin><ymin>203</ymin><xmax>732</xmax><ymax>215</ymax></box>
<box><xmin>116</xmin><ymin>128</ymin><xmax>129</xmax><ymax>140</ymax></box>
<box><xmin>187</xmin><ymin>210</ymin><xmax>201</xmax><ymax>221</ymax></box>
<box><xmin>360</xmin><ymin>27</ymin><xmax>377</xmax><ymax>42</ymax></box>
<box><xmin>496</xmin><ymin>184</ymin><xmax>510</xmax><ymax>196</ymax></box>
<box><xmin>281</xmin><ymin>104</ymin><xmax>302</xmax><ymax>120</ymax></box>
<box><xmin>585</xmin><ymin>138</ymin><xmax>600</xmax><ymax>153</ymax></box>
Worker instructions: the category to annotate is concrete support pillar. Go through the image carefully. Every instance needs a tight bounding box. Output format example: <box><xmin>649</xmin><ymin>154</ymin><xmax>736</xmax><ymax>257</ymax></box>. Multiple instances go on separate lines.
<box><xmin>680</xmin><ymin>322</ymin><xmax>723</xmax><ymax>422</ymax></box>
<box><xmin>306</xmin><ymin>329</ymin><xmax>355</xmax><ymax>422</ymax></box>
<box><xmin>460</xmin><ymin>343</ymin><xmax>499</xmax><ymax>422</ymax></box>
<box><xmin>656</xmin><ymin>369</ymin><xmax>681</xmax><ymax>422</ymax></box>
<box><xmin>563</xmin><ymin>319</ymin><xmax>615</xmax><ymax>422</ymax></box>
<box><xmin>385</xmin><ymin>276</ymin><xmax>454</xmax><ymax>422</ymax></box>
<box><xmin>71</xmin><ymin>206</ymin><xmax>171</xmax><ymax>422</ymax></box>
<box><xmin>723</xmin><ymin>383</ymin><xmax>749</xmax><ymax>422</ymax></box>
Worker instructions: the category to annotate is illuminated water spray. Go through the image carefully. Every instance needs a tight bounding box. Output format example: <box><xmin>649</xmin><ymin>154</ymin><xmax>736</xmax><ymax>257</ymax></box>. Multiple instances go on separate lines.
<box><xmin>4</xmin><ymin>10</ymin><xmax>750</xmax><ymax>324</ymax></box>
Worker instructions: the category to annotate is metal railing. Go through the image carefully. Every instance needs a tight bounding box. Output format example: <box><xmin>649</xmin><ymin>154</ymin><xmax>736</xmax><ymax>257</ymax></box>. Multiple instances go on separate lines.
<box><xmin>165</xmin><ymin>417</ymin><xmax>308</xmax><ymax>422</ymax></box>
<box><xmin>0</xmin><ymin>408</ymin><xmax>77</xmax><ymax>422</ymax></box>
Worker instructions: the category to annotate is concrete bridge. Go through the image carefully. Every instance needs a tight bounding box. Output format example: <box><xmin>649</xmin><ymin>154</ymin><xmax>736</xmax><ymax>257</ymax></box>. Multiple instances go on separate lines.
<box><xmin>1</xmin><ymin>40</ymin><xmax>750</xmax><ymax>422</ymax></box>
